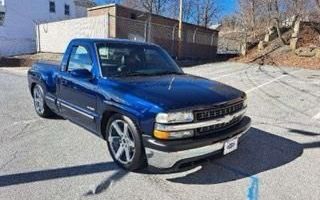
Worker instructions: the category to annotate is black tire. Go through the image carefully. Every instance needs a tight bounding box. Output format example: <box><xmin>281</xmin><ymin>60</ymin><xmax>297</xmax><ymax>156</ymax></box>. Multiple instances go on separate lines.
<box><xmin>105</xmin><ymin>114</ymin><xmax>147</xmax><ymax>171</ymax></box>
<box><xmin>32</xmin><ymin>84</ymin><xmax>54</xmax><ymax>118</ymax></box>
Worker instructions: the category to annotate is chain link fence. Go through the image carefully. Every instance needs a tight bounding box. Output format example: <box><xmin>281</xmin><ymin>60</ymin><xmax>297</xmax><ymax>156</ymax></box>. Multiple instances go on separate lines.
<box><xmin>115</xmin><ymin>15</ymin><xmax>218</xmax><ymax>59</ymax></box>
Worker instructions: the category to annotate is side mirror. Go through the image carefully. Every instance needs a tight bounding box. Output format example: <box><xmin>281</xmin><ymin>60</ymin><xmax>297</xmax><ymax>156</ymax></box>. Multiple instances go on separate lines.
<box><xmin>70</xmin><ymin>68</ymin><xmax>93</xmax><ymax>80</ymax></box>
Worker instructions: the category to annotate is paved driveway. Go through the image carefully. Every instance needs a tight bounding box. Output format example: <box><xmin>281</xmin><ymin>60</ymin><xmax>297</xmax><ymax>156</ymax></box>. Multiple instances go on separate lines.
<box><xmin>0</xmin><ymin>62</ymin><xmax>319</xmax><ymax>200</ymax></box>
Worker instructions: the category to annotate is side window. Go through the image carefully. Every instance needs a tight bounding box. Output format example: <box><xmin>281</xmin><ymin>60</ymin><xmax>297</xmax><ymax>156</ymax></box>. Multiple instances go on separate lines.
<box><xmin>65</xmin><ymin>4</ymin><xmax>70</xmax><ymax>16</ymax></box>
<box><xmin>0</xmin><ymin>0</ymin><xmax>5</xmax><ymax>26</ymax></box>
<box><xmin>49</xmin><ymin>1</ymin><xmax>55</xmax><ymax>13</ymax></box>
<box><xmin>67</xmin><ymin>46</ymin><xmax>93</xmax><ymax>72</ymax></box>
<box><xmin>0</xmin><ymin>12</ymin><xmax>5</xmax><ymax>26</ymax></box>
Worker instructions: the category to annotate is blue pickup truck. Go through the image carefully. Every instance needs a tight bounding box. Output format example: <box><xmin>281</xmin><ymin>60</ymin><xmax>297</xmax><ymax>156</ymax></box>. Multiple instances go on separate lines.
<box><xmin>28</xmin><ymin>39</ymin><xmax>251</xmax><ymax>171</ymax></box>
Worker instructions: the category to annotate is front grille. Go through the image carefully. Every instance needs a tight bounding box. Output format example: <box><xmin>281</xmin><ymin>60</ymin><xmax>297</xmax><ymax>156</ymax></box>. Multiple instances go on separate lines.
<box><xmin>194</xmin><ymin>100</ymin><xmax>244</xmax><ymax>122</ymax></box>
<box><xmin>193</xmin><ymin>100</ymin><xmax>245</xmax><ymax>136</ymax></box>
<box><xmin>195</xmin><ymin>115</ymin><xmax>243</xmax><ymax>136</ymax></box>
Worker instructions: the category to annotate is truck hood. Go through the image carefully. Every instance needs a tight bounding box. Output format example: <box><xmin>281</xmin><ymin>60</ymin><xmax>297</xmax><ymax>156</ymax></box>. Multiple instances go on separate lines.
<box><xmin>109</xmin><ymin>74</ymin><xmax>244</xmax><ymax>111</ymax></box>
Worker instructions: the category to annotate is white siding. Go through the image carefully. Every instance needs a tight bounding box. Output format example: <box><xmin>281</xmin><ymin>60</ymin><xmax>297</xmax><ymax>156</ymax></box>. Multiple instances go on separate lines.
<box><xmin>0</xmin><ymin>0</ymin><xmax>89</xmax><ymax>56</ymax></box>
<box><xmin>37</xmin><ymin>15</ymin><xmax>108</xmax><ymax>53</ymax></box>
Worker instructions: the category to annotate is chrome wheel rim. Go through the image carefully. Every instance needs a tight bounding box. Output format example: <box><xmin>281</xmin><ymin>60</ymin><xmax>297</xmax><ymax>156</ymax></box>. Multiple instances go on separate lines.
<box><xmin>33</xmin><ymin>86</ymin><xmax>44</xmax><ymax>114</ymax></box>
<box><xmin>108</xmin><ymin>120</ymin><xmax>135</xmax><ymax>165</ymax></box>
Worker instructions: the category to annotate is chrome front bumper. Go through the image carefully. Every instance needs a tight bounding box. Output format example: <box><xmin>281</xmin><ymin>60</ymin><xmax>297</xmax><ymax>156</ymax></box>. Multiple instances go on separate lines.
<box><xmin>145</xmin><ymin>120</ymin><xmax>251</xmax><ymax>169</ymax></box>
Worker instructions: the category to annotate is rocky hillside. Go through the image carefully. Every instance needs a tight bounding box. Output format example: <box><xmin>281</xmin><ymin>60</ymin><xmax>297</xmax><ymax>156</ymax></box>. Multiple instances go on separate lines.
<box><xmin>233</xmin><ymin>21</ymin><xmax>320</xmax><ymax>69</ymax></box>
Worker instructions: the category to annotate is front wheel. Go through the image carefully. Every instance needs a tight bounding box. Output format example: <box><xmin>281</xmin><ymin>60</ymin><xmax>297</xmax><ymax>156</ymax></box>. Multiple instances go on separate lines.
<box><xmin>33</xmin><ymin>84</ymin><xmax>54</xmax><ymax>118</ymax></box>
<box><xmin>106</xmin><ymin>114</ymin><xmax>147</xmax><ymax>171</ymax></box>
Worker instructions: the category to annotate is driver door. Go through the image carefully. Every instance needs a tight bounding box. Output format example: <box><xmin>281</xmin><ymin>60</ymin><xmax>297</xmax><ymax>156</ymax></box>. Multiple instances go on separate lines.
<box><xmin>58</xmin><ymin>45</ymin><xmax>98</xmax><ymax>132</ymax></box>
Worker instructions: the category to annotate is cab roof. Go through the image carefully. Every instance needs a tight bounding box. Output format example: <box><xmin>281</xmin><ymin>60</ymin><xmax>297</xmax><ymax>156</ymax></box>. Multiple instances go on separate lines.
<box><xmin>70</xmin><ymin>38</ymin><xmax>157</xmax><ymax>47</ymax></box>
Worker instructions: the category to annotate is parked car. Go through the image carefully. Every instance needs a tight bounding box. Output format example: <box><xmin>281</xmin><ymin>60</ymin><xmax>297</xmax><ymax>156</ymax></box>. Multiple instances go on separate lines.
<box><xmin>28</xmin><ymin>39</ymin><xmax>251</xmax><ymax>171</ymax></box>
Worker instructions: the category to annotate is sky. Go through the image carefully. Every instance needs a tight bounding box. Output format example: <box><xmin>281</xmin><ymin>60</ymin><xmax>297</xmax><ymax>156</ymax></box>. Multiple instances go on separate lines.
<box><xmin>217</xmin><ymin>0</ymin><xmax>237</xmax><ymax>17</ymax></box>
<box><xmin>94</xmin><ymin>0</ymin><xmax>237</xmax><ymax>18</ymax></box>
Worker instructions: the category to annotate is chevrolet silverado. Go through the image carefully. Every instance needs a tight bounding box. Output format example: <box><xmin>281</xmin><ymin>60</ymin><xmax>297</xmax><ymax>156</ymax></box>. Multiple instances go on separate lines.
<box><xmin>28</xmin><ymin>39</ymin><xmax>251</xmax><ymax>171</ymax></box>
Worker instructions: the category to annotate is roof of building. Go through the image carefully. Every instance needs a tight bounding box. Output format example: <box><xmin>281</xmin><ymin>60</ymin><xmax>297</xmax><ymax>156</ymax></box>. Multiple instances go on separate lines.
<box><xmin>87</xmin><ymin>3</ymin><xmax>116</xmax><ymax>11</ymax></box>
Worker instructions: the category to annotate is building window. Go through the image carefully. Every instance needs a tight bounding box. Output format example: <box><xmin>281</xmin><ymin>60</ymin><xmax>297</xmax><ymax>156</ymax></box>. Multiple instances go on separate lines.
<box><xmin>0</xmin><ymin>12</ymin><xmax>5</xmax><ymax>26</ymax></box>
<box><xmin>0</xmin><ymin>0</ymin><xmax>3</xmax><ymax>6</ymax></box>
<box><xmin>65</xmin><ymin>4</ymin><xmax>70</xmax><ymax>16</ymax></box>
<box><xmin>49</xmin><ymin>1</ymin><xmax>55</xmax><ymax>13</ymax></box>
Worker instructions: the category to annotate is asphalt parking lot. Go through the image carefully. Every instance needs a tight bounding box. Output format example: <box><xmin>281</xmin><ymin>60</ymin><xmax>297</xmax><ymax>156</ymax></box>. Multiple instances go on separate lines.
<box><xmin>0</xmin><ymin>62</ymin><xmax>319</xmax><ymax>200</ymax></box>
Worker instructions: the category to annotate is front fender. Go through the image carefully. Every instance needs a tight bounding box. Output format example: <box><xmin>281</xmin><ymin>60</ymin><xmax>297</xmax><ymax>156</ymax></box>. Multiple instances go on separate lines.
<box><xmin>97</xmin><ymin>96</ymin><xmax>162</xmax><ymax>138</ymax></box>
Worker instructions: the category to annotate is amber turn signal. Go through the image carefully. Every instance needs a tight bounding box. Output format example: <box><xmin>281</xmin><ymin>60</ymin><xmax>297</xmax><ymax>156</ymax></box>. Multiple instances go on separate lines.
<box><xmin>153</xmin><ymin>130</ymin><xmax>170</xmax><ymax>140</ymax></box>
<box><xmin>153</xmin><ymin>129</ymin><xmax>194</xmax><ymax>140</ymax></box>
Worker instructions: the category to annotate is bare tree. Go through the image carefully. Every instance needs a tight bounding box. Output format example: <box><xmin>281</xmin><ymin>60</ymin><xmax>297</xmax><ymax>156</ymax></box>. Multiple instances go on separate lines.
<box><xmin>221</xmin><ymin>15</ymin><xmax>240</xmax><ymax>31</ymax></box>
<box><xmin>122</xmin><ymin>0</ymin><xmax>219</xmax><ymax>28</ymax></box>
<box><xmin>166</xmin><ymin>0</ymin><xmax>193</xmax><ymax>23</ymax></box>
<box><xmin>195</xmin><ymin>2</ymin><xmax>202</xmax><ymax>25</ymax></box>
<box><xmin>192</xmin><ymin>0</ymin><xmax>219</xmax><ymax>28</ymax></box>
<box><xmin>273</xmin><ymin>0</ymin><xmax>286</xmax><ymax>43</ymax></box>
<box><xmin>202</xmin><ymin>0</ymin><xmax>219</xmax><ymax>28</ymax></box>
<box><xmin>314</xmin><ymin>0</ymin><xmax>320</xmax><ymax>11</ymax></box>
<box><xmin>283</xmin><ymin>0</ymin><xmax>310</xmax><ymax>19</ymax></box>
<box><xmin>123</xmin><ymin>0</ymin><xmax>170</xmax><ymax>15</ymax></box>
<box><xmin>238</xmin><ymin>0</ymin><xmax>258</xmax><ymax>28</ymax></box>
<box><xmin>166</xmin><ymin>0</ymin><xmax>219</xmax><ymax>28</ymax></box>
<box><xmin>181</xmin><ymin>0</ymin><xmax>193</xmax><ymax>23</ymax></box>
<box><xmin>249</xmin><ymin>0</ymin><xmax>256</xmax><ymax>37</ymax></box>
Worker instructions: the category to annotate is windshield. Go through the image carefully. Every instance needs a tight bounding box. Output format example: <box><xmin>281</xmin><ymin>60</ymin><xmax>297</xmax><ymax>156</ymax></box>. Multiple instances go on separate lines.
<box><xmin>96</xmin><ymin>42</ymin><xmax>183</xmax><ymax>77</ymax></box>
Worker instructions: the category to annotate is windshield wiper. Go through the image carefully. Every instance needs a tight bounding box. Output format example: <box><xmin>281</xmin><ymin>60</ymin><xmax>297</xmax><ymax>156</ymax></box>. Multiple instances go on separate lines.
<box><xmin>123</xmin><ymin>72</ymin><xmax>153</xmax><ymax>77</ymax></box>
<box><xmin>114</xmin><ymin>71</ymin><xmax>183</xmax><ymax>77</ymax></box>
<box><xmin>153</xmin><ymin>71</ymin><xmax>184</xmax><ymax>76</ymax></box>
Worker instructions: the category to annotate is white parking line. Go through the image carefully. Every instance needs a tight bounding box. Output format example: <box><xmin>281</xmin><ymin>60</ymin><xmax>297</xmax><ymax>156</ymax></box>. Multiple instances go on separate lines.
<box><xmin>246</xmin><ymin>69</ymin><xmax>303</xmax><ymax>93</ymax></box>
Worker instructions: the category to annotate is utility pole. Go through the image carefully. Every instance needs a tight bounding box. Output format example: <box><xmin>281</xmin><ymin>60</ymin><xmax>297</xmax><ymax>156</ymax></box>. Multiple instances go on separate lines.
<box><xmin>178</xmin><ymin>0</ymin><xmax>183</xmax><ymax>59</ymax></box>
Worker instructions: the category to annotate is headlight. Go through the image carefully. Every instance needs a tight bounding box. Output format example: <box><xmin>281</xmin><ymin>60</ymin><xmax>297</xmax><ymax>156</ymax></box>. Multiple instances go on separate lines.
<box><xmin>156</xmin><ymin>111</ymin><xmax>194</xmax><ymax>124</ymax></box>
<box><xmin>153</xmin><ymin>130</ymin><xmax>194</xmax><ymax>140</ymax></box>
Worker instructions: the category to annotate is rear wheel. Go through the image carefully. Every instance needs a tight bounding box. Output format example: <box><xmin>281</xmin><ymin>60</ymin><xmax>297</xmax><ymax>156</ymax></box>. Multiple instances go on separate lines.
<box><xmin>106</xmin><ymin>114</ymin><xmax>147</xmax><ymax>171</ymax></box>
<box><xmin>33</xmin><ymin>84</ymin><xmax>54</xmax><ymax>118</ymax></box>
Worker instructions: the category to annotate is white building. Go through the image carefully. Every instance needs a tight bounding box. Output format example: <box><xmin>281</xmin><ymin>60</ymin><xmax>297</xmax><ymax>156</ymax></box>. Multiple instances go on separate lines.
<box><xmin>0</xmin><ymin>0</ymin><xmax>95</xmax><ymax>56</ymax></box>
